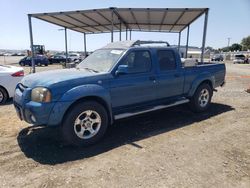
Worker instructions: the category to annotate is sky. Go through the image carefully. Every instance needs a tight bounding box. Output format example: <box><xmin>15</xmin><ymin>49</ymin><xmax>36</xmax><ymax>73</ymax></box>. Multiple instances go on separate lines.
<box><xmin>0</xmin><ymin>0</ymin><xmax>249</xmax><ymax>51</ymax></box>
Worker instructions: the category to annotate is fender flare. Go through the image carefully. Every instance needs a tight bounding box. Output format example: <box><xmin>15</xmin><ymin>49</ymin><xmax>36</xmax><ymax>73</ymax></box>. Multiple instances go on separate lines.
<box><xmin>48</xmin><ymin>84</ymin><xmax>113</xmax><ymax>125</ymax></box>
<box><xmin>188</xmin><ymin>72</ymin><xmax>215</xmax><ymax>97</ymax></box>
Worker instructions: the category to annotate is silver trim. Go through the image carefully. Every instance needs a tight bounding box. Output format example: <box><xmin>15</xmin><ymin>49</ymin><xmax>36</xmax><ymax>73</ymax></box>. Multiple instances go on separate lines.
<box><xmin>114</xmin><ymin>99</ymin><xmax>190</xmax><ymax>120</ymax></box>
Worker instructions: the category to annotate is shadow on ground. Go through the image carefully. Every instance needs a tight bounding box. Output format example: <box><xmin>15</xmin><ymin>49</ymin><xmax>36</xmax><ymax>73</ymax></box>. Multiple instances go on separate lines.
<box><xmin>1</xmin><ymin>99</ymin><xmax>13</xmax><ymax>106</ymax></box>
<box><xmin>17</xmin><ymin>103</ymin><xmax>234</xmax><ymax>165</ymax></box>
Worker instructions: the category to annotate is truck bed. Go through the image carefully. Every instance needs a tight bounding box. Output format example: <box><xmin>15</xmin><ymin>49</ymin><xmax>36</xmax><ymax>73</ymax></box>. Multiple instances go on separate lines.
<box><xmin>183</xmin><ymin>63</ymin><xmax>226</xmax><ymax>94</ymax></box>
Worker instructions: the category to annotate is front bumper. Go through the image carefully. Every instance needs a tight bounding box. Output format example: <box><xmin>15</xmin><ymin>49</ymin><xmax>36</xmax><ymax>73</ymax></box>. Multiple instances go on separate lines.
<box><xmin>13</xmin><ymin>84</ymin><xmax>55</xmax><ymax>125</ymax></box>
<box><xmin>14</xmin><ymin>101</ymin><xmax>54</xmax><ymax>125</ymax></box>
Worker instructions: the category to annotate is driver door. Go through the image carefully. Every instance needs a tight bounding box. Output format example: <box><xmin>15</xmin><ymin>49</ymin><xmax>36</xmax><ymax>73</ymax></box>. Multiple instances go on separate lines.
<box><xmin>110</xmin><ymin>49</ymin><xmax>157</xmax><ymax>113</ymax></box>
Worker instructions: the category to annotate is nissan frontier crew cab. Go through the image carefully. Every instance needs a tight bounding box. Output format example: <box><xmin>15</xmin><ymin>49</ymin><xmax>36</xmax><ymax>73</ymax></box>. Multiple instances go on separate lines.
<box><xmin>14</xmin><ymin>40</ymin><xmax>226</xmax><ymax>146</ymax></box>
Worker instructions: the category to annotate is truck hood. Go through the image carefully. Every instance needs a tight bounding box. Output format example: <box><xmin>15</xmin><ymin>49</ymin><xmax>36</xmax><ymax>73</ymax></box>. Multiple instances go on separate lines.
<box><xmin>21</xmin><ymin>68</ymin><xmax>97</xmax><ymax>88</ymax></box>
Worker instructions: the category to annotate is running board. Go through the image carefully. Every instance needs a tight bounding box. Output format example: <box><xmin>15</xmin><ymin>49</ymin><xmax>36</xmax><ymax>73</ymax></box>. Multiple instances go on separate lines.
<box><xmin>114</xmin><ymin>99</ymin><xmax>190</xmax><ymax>120</ymax></box>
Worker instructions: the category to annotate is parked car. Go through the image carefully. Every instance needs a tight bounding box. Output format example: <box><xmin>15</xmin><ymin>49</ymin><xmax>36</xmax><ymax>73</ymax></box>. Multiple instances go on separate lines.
<box><xmin>69</xmin><ymin>53</ymin><xmax>81</xmax><ymax>62</ymax></box>
<box><xmin>48</xmin><ymin>55</ymin><xmax>71</xmax><ymax>64</ymax></box>
<box><xmin>233</xmin><ymin>54</ymin><xmax>248</xmax><ymax>64</ymax></box>
<box><xmin>0</xmin><ymin>65</ymin><xmax>24</xmax><ymax>104</ymax></box>
<box><xmin>211</xmin><ymin>54</ymin><xmax>224</xmax><ymax>61</ymax></box>
<box><xmin>19</xmin><ymin>55</ymin><xmax>49</xmax><ymax>66</ymax></box>
<box><xmin>13</xmin><ymin>41</ymin><xmax>226</xmax><ymax>146</ymax></box>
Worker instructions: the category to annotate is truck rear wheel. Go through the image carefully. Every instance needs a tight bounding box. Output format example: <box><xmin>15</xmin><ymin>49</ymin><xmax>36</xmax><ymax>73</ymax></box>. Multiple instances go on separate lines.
<box><xmin>189</xmin><ymin>83</ymin><xmax>213</xmax><ymax>112</ymax></box>
<box><xmin>62</xmin><ymin>101</ymin><xmax>108</xmax><ymax>146</ymax></box>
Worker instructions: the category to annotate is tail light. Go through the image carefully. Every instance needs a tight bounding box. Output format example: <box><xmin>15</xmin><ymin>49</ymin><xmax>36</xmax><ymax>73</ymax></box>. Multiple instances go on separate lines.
<box><xmin>11</xmin><ymin>70</ymin><xmax>24</xmax><ymax>77</ymax></box>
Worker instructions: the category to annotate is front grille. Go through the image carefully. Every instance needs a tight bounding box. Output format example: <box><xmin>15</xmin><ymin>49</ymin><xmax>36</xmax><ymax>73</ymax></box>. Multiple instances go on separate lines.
<box><xmin>18</xmin><ymin>83</ymin><xmax>27</xmax><ymax>93</ymax></box>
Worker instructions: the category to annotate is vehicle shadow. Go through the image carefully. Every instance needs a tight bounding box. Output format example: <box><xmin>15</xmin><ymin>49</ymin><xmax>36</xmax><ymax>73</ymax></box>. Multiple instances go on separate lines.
<box><xmin>17</xmin><ymin>103</ymin><xmax>234</xmax><ymax>165</ymax></box>
<box><xmin>1</xmin><ymin>99</ymin><xmax>13</xmax><ymax>106</ymax></box>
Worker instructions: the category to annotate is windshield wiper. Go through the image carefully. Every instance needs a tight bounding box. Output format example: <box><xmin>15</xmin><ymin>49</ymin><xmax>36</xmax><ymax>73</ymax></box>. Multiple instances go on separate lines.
<box><xmin>83</xmin><ymin>67</ymin><xmax>99</xmax><ymax>73</ymax></box>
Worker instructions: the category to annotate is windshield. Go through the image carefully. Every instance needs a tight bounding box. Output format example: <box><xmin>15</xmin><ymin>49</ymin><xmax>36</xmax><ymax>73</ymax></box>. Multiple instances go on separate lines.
<box><xmin>77</xmin><ymin>49</ymin><xmax>125</xmax><ymax>72</ymax></box>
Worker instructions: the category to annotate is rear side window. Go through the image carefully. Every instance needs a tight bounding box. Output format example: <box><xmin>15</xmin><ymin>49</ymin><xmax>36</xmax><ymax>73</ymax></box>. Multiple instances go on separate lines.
<box><xmin>121</xmin><ymin>50</ymin><xmax>152</xmax><ymax>73</ymax></box>
<box><xmin>157</xmin><ymin>50</ymin><xmax>176</xmax><ymax>71</ymax></box>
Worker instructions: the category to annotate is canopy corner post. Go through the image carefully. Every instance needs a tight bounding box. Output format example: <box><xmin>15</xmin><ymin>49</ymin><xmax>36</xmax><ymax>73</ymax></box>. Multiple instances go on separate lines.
<box><xmin>84</xmin><ymin>33</ymin><xmax>87</xmax><ymax>57</ymax></box>
<box><xmin>129</xmin><ymin>30</ymin><xmax>132</xmax><ymax>40</ymax></box>
<box><xmin>126</xmin><ymin>28</ymin><xmax>128</xmax><ymax>40</ymax></box>
<box><xmin>111</xmin><ymin>9</ymin><xmax>114</xmax><ymax>42</ymax></box>
<box><xmin>28</xmin><ymin>14</ymin><xmax>35</xmax><ymax>73</ymax></box>
<box><xmin>119</xmin><ymin>21</ymin><xmax>122</xmax><ymax>41</ymax></box>
<box><xmin>64</xmin><ymin>27</ymin><xmax>68</xmax><ymax>63</ymax></box>
<box><xmin>201</xmin><ymin>9</ymin><xmax>209</xmax><ymax>63</ymax></box>
<box><xmin>185</xmin><ymin>25</ymin><xmax>190</xmax><ymax>58</ymax></box>
<box><xmin>178</xmin><ymin>32</ymin><xmax>181</xmax><ymax>53</ymax></box>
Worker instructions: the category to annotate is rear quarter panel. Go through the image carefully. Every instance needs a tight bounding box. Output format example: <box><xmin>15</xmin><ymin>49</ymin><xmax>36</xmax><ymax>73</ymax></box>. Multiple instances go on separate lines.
<box><xmin>184</xmin><ymin>63</ymin><xmax>225</xmax><ymax>97</ymax></box>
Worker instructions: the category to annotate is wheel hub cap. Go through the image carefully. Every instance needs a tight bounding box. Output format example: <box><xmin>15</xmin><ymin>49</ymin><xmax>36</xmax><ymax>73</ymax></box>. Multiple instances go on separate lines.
<box><xmin>198</xmin><ymin>89</ymin><xmax>209</xmax><ymax>107</ymax></box>
<box><xmin>74</xmin><ymin>110</ymin><xmax>101</xmax><ymax>139</ymax></box>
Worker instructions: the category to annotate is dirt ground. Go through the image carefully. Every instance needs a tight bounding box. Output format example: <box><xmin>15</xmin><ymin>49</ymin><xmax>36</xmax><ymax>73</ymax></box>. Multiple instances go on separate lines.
<box><xmin>0</xmin><ymin>59</ymin><xmax>249</xmax><ymax>188</ymax></box>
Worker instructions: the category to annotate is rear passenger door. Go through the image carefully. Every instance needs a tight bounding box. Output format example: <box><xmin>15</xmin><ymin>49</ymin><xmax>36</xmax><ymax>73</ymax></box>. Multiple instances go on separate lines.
<box><xmin>155</xmin><ymin>49</ymin><xmax>184</xmax><ymax>100</ymax></box>
<box><xmin>110</xmin><ymin>49</ymin><xmax>157</xmax><ymax>112</ymax></box>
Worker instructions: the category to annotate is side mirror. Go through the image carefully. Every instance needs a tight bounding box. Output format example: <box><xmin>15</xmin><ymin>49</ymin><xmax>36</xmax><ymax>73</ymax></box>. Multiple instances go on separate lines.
<box><xmin>115</xmin><ymin>65</ymin><xmax>129</xmax><ymax>76</ymax></box>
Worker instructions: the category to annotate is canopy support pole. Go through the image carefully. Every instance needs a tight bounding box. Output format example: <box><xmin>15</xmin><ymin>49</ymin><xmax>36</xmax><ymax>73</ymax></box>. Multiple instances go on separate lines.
<box><xmin>64</xmin><ymin>28</ymin><xmax>68</xmax><ymax>63</ymax></box>
<box><xmin>119</xmin><ymin>22</ymin><xmax>122</xmax><ymax>41</ymax></box>
<box><xmin>111</xmin><ymin>10</ymin><xmax>114</xmax><ymax>42</ymax></box>
<box><xmin>84</xmin><ymin>33</ymin><xmax>87</xmax><ymax>57</ymax></box>
<box><xmin>28</xmin><ymin>15</ymin><xmax>35</xmax><ymax>73</ymax></box>
<box><xmin>185</xmin><ymin>25</ymin><xmax>190</xmax><ymax>58</ymax></box>
<box><xmin>178</xmin><ymin>32</ymin><xmax>181</xmax><ymax>53</ymax></box>
<box><xmin>129</xmin><ymin>30</ymin><xmax>132</xmax><ymax>40</ymax></box>
<box><xmin>126</xmin><ymin>28</ymin><xmax>128</xmax><ymax>40</ymax></box>
<box><xmin>201</xmin><ymin>9</ymin><xmax>209</xmax><ymax>63</ymax></box>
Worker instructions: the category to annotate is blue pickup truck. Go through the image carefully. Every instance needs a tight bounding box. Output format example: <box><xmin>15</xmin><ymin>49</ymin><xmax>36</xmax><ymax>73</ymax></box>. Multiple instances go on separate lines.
<box><xmin>14</xmin><ymin>41</ymin><xmax>225</xmax><ymax>146</ymax></box>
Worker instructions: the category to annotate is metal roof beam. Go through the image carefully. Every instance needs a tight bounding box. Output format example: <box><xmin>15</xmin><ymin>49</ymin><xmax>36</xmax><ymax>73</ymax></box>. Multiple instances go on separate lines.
<box><xmin>129</xmin><ymin>8</ymin><xmax>141</xmax><ymax>30</ymax></box>
<box><xmin>50</xmin><ymin>15</ymin><xmax>92</xmax><ymax>33</ymax></box>
<box><xmin>66</xmin><ymin>14</ymin><xmax>102</xmax><ymax>32</ymax></box>
<box><xmin>112</xmin><ymin>8</ymin><xmax>131</xmax><ymax>30</ymax></box>
<box><xmin>147</xmin><ymin>8</ymin><xmax>151</xmax><ymax>30</ymax></box>
<box><xmin>67</xmin><ymin>23</ymin><xmax>186</xmax><ymax>30</ymax></box>
<box><xmin>169</xmin><ymin>11</ymin><xmax>186</xmax><ymax>32</ymax></box>
<box><xmin>94</xmin><ymin>10</ymin><xmax>120</xmax><ymax>30</ymax></box>
<box><xmin>180</xmin><ymin>9</ymin><xmax>208</xmax><ymax>32</ymax></box>
<box><xmin>159</xmin><ymin>9</ymin><xmax>168</xmax><ymax>31</ymax></box>
<box><xmin>80</xmin><ymin>12</ymin><xmax>112</xmax><ymax>32</ymax></box>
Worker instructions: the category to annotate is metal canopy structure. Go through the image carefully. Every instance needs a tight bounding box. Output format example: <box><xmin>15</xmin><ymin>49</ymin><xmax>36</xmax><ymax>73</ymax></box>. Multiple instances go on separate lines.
<box><xmin>28</xmin><ymin>7</ymin><xmax>209</xmax><ymax>73</ymax></box>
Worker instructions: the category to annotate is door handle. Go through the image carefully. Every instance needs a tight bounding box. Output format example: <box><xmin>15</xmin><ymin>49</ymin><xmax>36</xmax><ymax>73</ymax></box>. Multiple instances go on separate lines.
<box><xmin>149</xmin><ymin>76</ymin><xmax>156</xmax><ymax>83</ymax></box>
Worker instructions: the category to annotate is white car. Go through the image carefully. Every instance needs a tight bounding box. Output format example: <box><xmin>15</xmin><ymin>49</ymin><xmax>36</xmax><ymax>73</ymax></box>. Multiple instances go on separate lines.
<box><xmin>0</xmin><ymin>65</ymin><xmax>24</xmax><ymax>104</ymax></box>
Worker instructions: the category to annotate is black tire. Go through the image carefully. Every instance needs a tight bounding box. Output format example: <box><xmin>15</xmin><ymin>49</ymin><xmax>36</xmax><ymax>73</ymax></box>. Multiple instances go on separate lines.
<box><xmin>62</xmin><ymin>101</ymin><xmax>108</xmax><ymax>146</ymax></box>
<box><xmin>45</xmin><ymin>64</ymin><xmax>48</xmax><ymax>66</ymax></box>
<box><xmin>189</xmin><ymin>83</ymin><xmax>213</xmax><ymax>112</ymax></box>
<box><xmin>0</xmin><ymin>87</ymin><xmax>8</xmax><ymax>105</ymax></box>
<box><xmin>20</xmin><ymin>62</ymin><xmax>25</xmax><ymax>66</ymax></box>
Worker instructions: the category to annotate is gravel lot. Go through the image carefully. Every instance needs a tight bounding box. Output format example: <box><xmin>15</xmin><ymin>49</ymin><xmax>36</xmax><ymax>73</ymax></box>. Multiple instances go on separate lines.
<box><xmin>0</xmin><ymin>57</ymin><xmax>250</xmax><ymax>188</ymax></box>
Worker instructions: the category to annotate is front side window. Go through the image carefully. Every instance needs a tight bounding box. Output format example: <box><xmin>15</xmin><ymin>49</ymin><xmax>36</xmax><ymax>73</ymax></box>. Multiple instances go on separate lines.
<box><xmin>120</xmin><ymin>50</ymin><xmax>152</xmax><ymax>73</ymax></box>
<box><xmin>157</xmin><ymin>50</ymin><xmax>176</xmax><ymax>71</ymax></box>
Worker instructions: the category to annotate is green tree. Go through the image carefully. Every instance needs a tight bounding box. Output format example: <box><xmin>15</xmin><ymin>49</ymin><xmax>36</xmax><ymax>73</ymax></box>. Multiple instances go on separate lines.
<box><xmin>221</xmin><ymin>46</ymin><xmax>230</xmax><ymax>52</ymax></box>
<box><xmin>230</xmin><ymin>43</ymin><xmax>242</xmax><ymax>51</ymax></box>
<box><xmin>241</xmin><ymin>36</ymin><xmax>250</xmax><ymax>50</ymax></box>
<box><xmin>205</xmin><ymin>46</ymin><xmax>214</xmax><ymax>51</ymax></box>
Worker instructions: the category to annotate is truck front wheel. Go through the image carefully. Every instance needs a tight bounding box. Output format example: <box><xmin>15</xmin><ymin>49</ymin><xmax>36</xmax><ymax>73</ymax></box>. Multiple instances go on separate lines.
<box><xmin>62</xmin><ymin>101</ymin><xmax>108</xmax><ymax>146</ymax></box>
<box><xmin>189</xmin><ymin>83</ymin><xmax>213</xmax><ymax>112</ymax></box>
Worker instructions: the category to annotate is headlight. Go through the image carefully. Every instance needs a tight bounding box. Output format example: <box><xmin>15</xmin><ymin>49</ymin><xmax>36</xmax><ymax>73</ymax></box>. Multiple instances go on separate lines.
<box><xmin>31</xmin><ymin>87</ymin><xmax>52</xmax><ymax>102</ymax></box>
